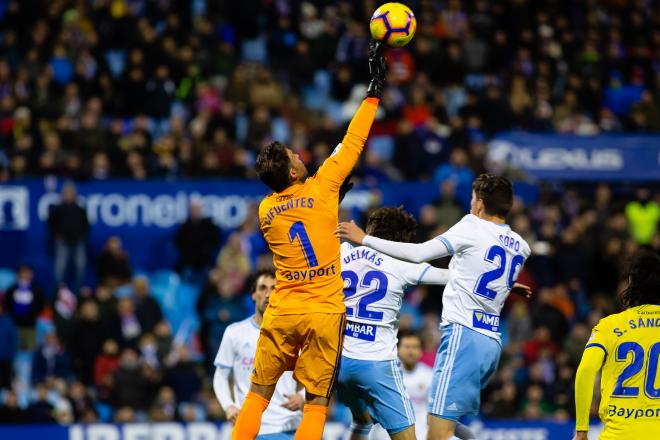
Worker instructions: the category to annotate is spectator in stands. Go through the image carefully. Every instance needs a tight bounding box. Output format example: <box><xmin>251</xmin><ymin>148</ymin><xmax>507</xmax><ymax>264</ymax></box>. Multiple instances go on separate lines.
<box><xmin>53</xmin><ymin>286</ymin><xmax>77</xmax><ymax>348</ymax></box>
<box><xmin>117</xmin><ymin>297</ymin><xmax>142</xmax><ymax>348</ymax></box>
<box><xmin>96</xmin><ymin>236</ymin><xmax>132</xmax><ymax>287</ymax></box>
<box><xmin>149</xmin><ymin>386</ymin><xmax>178</xmax><ymax>422</ymax></box>
<box><xmin>95</xmin><ymin>285</ymin><xmax>120</xmax><ymax>342</ymax></box>
<box><xmin>131</xmin><ymin>276</ymin><xmax>162</xmax><ymax>334</ymax></box>
<box><xmin>4</xmin><ymin>264</ymin><xmax>45</xmax><ymax>351</ymax></box>
<box><xmin>32</xmin><ymin>331</ymin><xmax>71</xmax><ymax>384</ymax></box>
<box><xmin>486</xmin><ymin>381</ymin><xmax>519</xmax><ymax>419</ymax></box>
<box><xmin>523</xmin><ymin>326</ymin><xmax>559</xmax><ymax>365</ymax></box>
<box><xmin>27</xmin><ymin>383</ymin><xmax>55</xmax><ymax>423</ymax></box>
<box><xmin>66</xmin><ymin>381</ymin><xmax>96</xmax><ymax>422</ymax></box>
<box><xmin>432</xmin><ymin>148</ymin><xmax>475</xmax><ymax>188</ymax></box>
<box><xmin>174</xmin><ymin>200</ymin><xmax>220</xmax><ymax>279</ymax></box>
<box><xmin>94</xmin><ymin>339</ymin><xmax>120</xmax><ymax>389</ymax></box>
<box><xmin>154</xmin><ymin>321</ymin><xmax>174</xmax><ymax>361</ymax></box>
<box><xmin>114</xmin><ymin>406</ymin><xmax>137</xmax><ymax>423</ymax></box>
<box><xmin>111</xmin><ymin>348</ymin><xmax>159</xmax><ymax>411</ymax></box>
<box><xmin>216</xmin><ymin>233</ymin><xmax>251</xmax><ymax>292</ymax></box>
<box><xmin>0</xmin><ymin>390</ymin><xmax>26</xmax><ymax>424</ymax></box>
<box><xmin>163</xmin><ymin>346</ymin><xmax>202</xmax><ymax>403</ymax></box>
<box><xmin>433</xmin><ymin>180</ymin><xmax>464</xmax><ymax>230</ymax></box>
<box><xmin>48</xmin><ymin>183</ymin><xmax>89</xmax><ymax>291</ymax></box>
<box><xmin>625</xmin><ymin>187</ymin><xmax>659</xmax><ymax>245</ymax></box>
<box><xmin>69</xmin><ymin>300</ymin><xmax>105</xmax><ymax>385</ymax></box>
<box><xmin>0</xmin><ymin>303</ymin><xmax>17</xmax><ymax>389</ymax></box>
<box><xmin>196</xmin><ymin>268</ymin><xmax>247</xmax><ymax>367</ymax></box>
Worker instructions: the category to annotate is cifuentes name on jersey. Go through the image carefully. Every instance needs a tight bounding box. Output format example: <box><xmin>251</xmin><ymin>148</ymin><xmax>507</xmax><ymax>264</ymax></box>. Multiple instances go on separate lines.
<box><xmin>340</xmin><ymin>242</ymin><xmax>432</xmax><ymax>361</ymax></box>
<box><xmin>438</xmin><ymin>214</ymin><xmax>531</xmax><ymax>342</ymax></box>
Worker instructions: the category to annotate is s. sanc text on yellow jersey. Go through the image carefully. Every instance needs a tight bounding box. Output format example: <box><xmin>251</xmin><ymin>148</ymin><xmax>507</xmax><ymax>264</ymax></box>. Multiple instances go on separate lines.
<box><xmin>585</xmin><ymin>304</ymin><xmax>660</xmax><ymax>439</ymax></box>
<box><xmin>259</xmin><ymin>98</ymin><xmax>379</xmax><ymax>315</ymax></box>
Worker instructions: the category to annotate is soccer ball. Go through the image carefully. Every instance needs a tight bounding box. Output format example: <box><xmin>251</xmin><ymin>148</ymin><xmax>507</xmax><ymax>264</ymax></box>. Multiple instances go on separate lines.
<box><xmin>369</xmin><ymin>2</ymin><xmax>417</xmax><ymax>48</ymax></box>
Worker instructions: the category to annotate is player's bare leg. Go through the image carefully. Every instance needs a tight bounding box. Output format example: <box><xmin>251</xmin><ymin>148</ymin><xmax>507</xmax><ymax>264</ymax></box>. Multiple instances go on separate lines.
<box><xmin>349</xmin><ymin>410</ymin><xmax>374</xmax><ymax>440</ymax></box>
<box><xmin>390</xmin><ymin>426</ymin><xmax>417</xmax><ymax>440</ymax></box>
<box><xmin>231</xmin><ymin>382</ymin><xmax>276</xmax><ymax>440</ymax></box>
<box><xmin>293</xmin><ymin>392</ymin><xmax>330</xmax><ymax>440</ymax></box>
<box><xmin>427</xmin><ymin>415</ymin><xmax>457</xmax><ymax>440</ymax></box>
<box><xmin>250</xmin><ymin>382</ymin><xmax>277</xmax><ymax>400</ymax></box>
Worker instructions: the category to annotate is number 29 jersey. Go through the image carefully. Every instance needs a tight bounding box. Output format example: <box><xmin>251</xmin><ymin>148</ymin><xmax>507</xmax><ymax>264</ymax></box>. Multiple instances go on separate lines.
<box><xmin>340</xmin><ymin>242</ymin><xmax>434</xmax><ymax>361</ymax></box>
<box><xmin>438</xmin><ymin>214</ymin><xmax>531</xmax><ymax>343</ymax></box>
<box><xmin>586</xmin><ymin>305</ymin><xmax>660</xmax><ymax>438</ymax></box>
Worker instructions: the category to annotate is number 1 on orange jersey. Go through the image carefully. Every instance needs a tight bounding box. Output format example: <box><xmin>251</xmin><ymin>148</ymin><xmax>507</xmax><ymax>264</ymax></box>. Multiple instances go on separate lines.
<box><xmin>288</xmin><ymin>221</ymin><xmax>319</xmax><ymax>268</ymax></box>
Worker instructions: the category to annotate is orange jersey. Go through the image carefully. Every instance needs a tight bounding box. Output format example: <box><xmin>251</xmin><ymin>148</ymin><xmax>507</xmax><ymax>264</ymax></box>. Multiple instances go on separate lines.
<box><xmin>259</xmin><ymin>97</ymin><xmax>379</xmax><ymax>315</ymax></box>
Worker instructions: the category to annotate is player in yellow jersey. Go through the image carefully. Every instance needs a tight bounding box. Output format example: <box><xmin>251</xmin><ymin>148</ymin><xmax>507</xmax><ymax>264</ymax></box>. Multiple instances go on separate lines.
<box><xmin>574</xmin><ymin>250</ymin><xmax>660</xmax><ymax>440</ymax></box>
<box><xmin>230</xmin><ymin>41</ymin><xmax>387</xmax><ymax>440</ymax></box>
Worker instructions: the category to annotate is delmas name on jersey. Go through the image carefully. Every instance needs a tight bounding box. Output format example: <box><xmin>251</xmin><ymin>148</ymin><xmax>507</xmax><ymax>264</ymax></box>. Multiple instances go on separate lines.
<box><xmin>343</xmin><ymin>247</ymin><xmax>384</xmax><ymax>267</ymax></box>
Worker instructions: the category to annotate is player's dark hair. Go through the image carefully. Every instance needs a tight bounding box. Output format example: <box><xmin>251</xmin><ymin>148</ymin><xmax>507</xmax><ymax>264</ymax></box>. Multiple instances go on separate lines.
<box><xmin>255</xmin><ymin>141</ymin><xmax>292</xmax><ymax>193</ymax></box>
<box><xmin>249</xmin><ymin>269</ymin><xmax>276</xmax><ymax>294</ymax></box>
<box><xmin>366</xmin><ymin>206</ymin><xmax>417</xmax><ymax>243</ymax></box>
<box><xmin>397</xmin><ymin>329</ymin><xmax>422</xmax><ymax>347</ymax></box>
<box><xmin>472</xmin><ymin>173</ymin><xmax>513</xmax><ymax>218</ymax></box>
<box><xmin>619</xmin><ymin>250</ymin><xmax>660</xmax><ymax>309</ymax></box>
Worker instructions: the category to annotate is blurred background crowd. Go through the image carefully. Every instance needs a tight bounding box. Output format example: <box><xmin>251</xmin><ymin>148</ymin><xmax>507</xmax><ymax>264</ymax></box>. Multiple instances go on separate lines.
<box><xmin>0</xmin><ymin>0</ymin><xmax>659</xmax><ymax>431</ymax></box>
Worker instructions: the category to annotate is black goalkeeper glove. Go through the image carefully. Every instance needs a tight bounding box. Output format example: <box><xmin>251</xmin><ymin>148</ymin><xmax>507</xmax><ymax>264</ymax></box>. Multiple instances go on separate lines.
<box><xmin>366</xmin><ymin>40</ymin><xmax>386</xmax><ymax>99</ymax></box>
<box><xmin>338</xmin><ymin>172</ymin><xmax>354</xmax><ymax>204</ymax></box>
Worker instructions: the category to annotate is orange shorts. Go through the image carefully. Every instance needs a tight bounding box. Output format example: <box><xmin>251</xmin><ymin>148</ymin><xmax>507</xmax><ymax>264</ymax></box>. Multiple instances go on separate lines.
<box><xmin>252</xmin><ymin>310</ymin><xmax>346</xmax><ymax>398</ymax></box>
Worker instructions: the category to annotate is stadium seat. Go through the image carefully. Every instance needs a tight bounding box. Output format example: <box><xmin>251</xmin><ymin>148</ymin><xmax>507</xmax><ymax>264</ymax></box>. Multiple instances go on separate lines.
<box><xmin>165</xmin><ymin>283</ymin><xmax>201</xmax><ymax>342</ymax></box>
<box><xmin>0</xmin><ymin>268</ymin><xmax>16</xmax><ymax>292</ymax></box>
<box><xmin>149</xmin><ymin>270</ymin><xmax>181</xmax><ymax>301</ymax></box>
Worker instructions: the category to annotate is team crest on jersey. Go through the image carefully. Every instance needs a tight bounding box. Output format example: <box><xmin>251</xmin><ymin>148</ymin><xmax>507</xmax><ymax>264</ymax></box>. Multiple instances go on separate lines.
<box><xmin>473</xmin><ymin>311</ymin><xmax>500</xmax><ymax>332</ymax></box>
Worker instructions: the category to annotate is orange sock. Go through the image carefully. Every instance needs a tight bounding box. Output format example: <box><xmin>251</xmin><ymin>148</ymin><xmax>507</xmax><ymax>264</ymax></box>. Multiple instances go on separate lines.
<box><xmin>231</xmin><ymin>391</ymin><xmax>269</xmax><ymax>440</ymax></box>
<box><xmin>294</xmin><ymin>404</ymin><xmax>328</xmax><ymax>440</ymax></box>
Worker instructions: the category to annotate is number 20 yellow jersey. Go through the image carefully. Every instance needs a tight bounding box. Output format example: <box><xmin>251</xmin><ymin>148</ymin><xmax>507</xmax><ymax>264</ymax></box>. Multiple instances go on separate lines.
<box><xmin>258</xmin><ymin>98</ymin><xmax>379</xmax><ymax>315</ymax></box>
<box><xmin>580</xmin><ymin>304</ymin><xmax>660</xmax><ymax>438</ymax></box>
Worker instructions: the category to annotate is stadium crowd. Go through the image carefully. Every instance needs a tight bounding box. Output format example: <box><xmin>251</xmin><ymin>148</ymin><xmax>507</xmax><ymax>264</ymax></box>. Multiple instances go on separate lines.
<box><xmin>0</xmin><ymin>0</ymin><xmax>659</xmax><ymax>183</ymax></box>
<box><xmin>0</xmin><ymin>0</ymin><xmax>660</xmax><ymax>430</ymax></box>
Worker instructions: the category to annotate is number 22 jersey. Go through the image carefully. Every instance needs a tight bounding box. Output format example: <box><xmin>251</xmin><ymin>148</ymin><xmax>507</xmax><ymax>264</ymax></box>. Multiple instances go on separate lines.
<box><xmin>438</xmin><ymin>214</ymin><xmax>531</xmax><ymax>343</ymax></box>
<box><xmin>339</xmin><ymin>242</ymin><xmax>437</xmax><ymax>361</ymax></box>
<box><xmin>258</xmin><ymin>97</ymin><xmax>379</xmax><ymax>315</ymax></box>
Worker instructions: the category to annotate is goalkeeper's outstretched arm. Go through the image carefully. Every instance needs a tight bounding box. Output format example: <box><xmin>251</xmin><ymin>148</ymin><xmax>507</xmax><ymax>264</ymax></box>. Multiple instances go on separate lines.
<box><xmin>316</xmin><ymin>40</ymin><xmax>386</xmax><ymax>194</ymax></box>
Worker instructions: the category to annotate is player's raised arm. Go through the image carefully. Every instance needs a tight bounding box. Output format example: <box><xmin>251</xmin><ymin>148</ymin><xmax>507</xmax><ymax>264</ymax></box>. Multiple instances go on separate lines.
<box><xmin>316</xmin><ymin>41</ymin><xmax>386</xmax><ymax>193</ymax></box>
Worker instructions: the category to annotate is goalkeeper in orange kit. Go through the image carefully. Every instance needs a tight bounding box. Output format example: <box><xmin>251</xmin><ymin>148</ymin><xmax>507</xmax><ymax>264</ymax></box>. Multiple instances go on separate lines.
<box><xmin>230</xmin><ymin>41</ymin><xmax>387</xmax><ymax>440</ymax></box>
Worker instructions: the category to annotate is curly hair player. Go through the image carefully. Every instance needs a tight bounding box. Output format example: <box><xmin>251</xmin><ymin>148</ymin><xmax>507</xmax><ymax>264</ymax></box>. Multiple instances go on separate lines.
<box><xmin>573</xmin><ymin>251</ymin><xmax>660</xmax><ymax>440</ymax></box>
<box><xmin>337</xmin><ymin>174</ymin><xmax>532</xmax><ymax>440</ymax></box>
<box><xmin>230</xmin><ymin>40</ymin><xmax>387</xmax><ymax>440</ymax></box>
